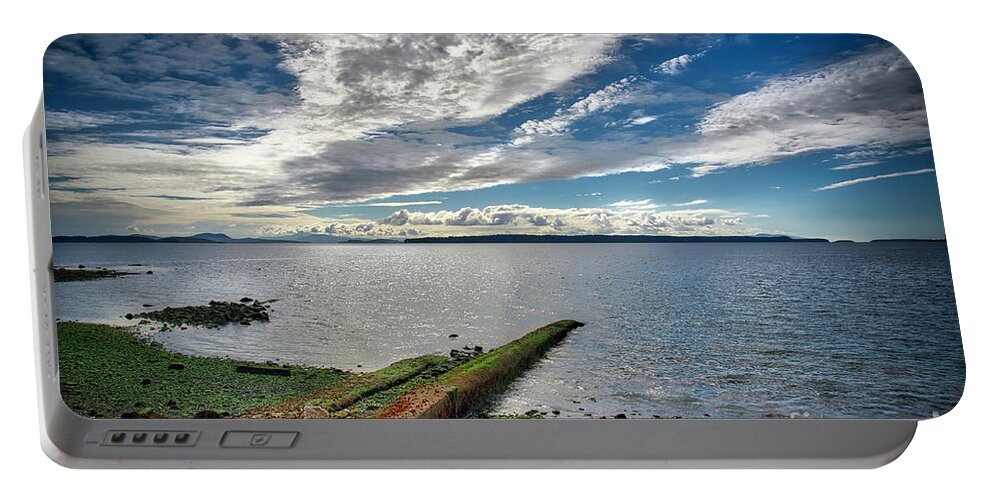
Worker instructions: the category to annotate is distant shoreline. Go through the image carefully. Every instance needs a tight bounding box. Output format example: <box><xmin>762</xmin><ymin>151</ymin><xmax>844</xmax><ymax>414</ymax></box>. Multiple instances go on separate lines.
<box><xmin>404</xmin><ymin>234</ymin><xmax>830</xmax><ymax>244</ymax></box>
<box><xmin>51</xmin><ymin>233</ymin><xmax>948</xmax><ymax>244</ymax></box>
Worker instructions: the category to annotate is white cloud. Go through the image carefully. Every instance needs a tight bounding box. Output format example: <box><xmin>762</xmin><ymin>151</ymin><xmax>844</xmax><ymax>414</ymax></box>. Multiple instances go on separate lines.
<box><xmin>656</xmin><ymin>52</ymin><xmax>705</xmax><ymax>75</ymax></box>
<box><xmin>672</xmin><ymin>199</ymin><xmax>707</xmax><ymax>207</ymax></box>
<box><xmin>607</xmin><ymin>199</ymin><xmax>660</xmax><ymax>210</ymax></box>
<box><xmin>515</xmin><ymin>76</ymin><xmax>637</xmax><ymax>140</ymax></box>
<box><xmin>814</xmin><ymin>168</ymin><xmax>936</xmax><ymax>191</ymax></box>
<box><xmin>45</xmin><ymin>110</ymin><xmax>136</xmax><ymax>131</ymax></box>
<box><xmin>607</xmin><ymin>113</ymin><xmax>659</xmax><ymax>128</ymax></box>
<box><xmin>46</xmin><ymin>34</ymin><xmax>623</xmax><ymax>219</ymax></box>
<box><xmin>689</xmin><ymin>165</ymin><xmax>724</xmax><ymax>178</ymax></box>
<box><xmin>672</xmin><ymin>46</ymin><xmax>929</xmax><ymax>175</ymax></box>
<box><xmin>628</xmin><ymin>115</ymin><xmax>658</xmax><ymax>126</ymax></box>
<box><xmin>370</xmin><ymin>204</ymin><xmax>755</xmax><ymax>236</ymax></box>
<box><xmin>829</xmin><ymin>161</ymin><xmax>881</xmax><ymax>171</ymax></box>
<box><xmin>335</xmin><ymin>200</ymin><xmax>443</xmax><ymax>207</ymax></box>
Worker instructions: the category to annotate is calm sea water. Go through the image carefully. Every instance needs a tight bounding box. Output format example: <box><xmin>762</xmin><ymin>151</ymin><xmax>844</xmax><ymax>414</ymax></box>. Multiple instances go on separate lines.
<box><xmin>52</xmin><ymin>242</ymin><xmax>964</xmax><ymax>418</ymax></box>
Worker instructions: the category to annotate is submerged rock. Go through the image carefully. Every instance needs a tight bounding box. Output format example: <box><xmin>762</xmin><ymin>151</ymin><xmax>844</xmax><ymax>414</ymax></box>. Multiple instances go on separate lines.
<box><xmin>54</xmin><ymin>267</ymin><xmax>138</xmax><ymax>282</ymax></box>
<box><xmin>135</xmin><ymin>299</ymin><xmax>272</xmax><ymax>330</ymax></box>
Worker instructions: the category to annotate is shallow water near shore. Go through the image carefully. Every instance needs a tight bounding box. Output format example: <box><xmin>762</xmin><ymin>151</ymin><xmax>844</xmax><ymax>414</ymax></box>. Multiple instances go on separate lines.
<box><xmin>53</xmin><ymin>241</ymin><xmax>964</xmax><ymax>419</ymax></box>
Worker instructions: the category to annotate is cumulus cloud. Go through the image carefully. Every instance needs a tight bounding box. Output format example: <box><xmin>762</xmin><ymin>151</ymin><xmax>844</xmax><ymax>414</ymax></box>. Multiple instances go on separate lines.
<box><xmin>259</xmin><ymin>203</ymin><xmax>759</xmax><ymax>238</ymax></box>
<box><xmin>374</xmin><ymin>204</ymin><xmax>753</xmax><ymax>235</ymax></box>
<box><xmin>814</xmin><ymin>168</ymin><xmax>936</xmax><ymax>191</ymax></box>
<box><xmin>259</xmin><ymin>221</ymin><xmax>420</xmax><ymax>238</ymax></box>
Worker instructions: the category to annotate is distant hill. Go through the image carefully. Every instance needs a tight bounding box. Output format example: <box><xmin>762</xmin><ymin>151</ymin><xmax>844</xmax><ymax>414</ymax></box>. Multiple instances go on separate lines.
<box><xmin>190</xmin><ymin>232</ymin><xmax>235</xmax><ymax>242</ymax></box>
<box><xmin>51</xmin><ymin>232</ymin><xmax>362</xmax><ymax>244</ymax></box>
<box><xmin>53</xmin><ymin>234</ymin><xmax>164</xmax><ymax>243</ymax></box>
<box><xmin>404</xmin><ymin>234</ymin><xmax>830</xmax><ymax>244</ymax></box>
<box><xmin>191</xmin><ymin>232</ymin><xmax>296</xmax><ymax>244</ymax></box>
<box><xmin>342</xmin><ymin>238</ymin><xmax>402</xmax><ymax>244</ymax></box>
<box><xmin>54</xmin><ymin>233</ymin><xmax>298</xmax><ymax>244</ymax></box>
<box><xmin>281</xmin><ymin>234</ymin><xmax>351</xmax><ymax>243</ymax></box>
<box><xmin>753</xmin><ymin>233</ymin><xmax>805</xmax><ymax>239</ymax></box>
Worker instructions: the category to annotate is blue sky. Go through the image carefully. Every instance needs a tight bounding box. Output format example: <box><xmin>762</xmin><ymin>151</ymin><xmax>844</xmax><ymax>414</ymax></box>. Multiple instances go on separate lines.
<box><xmin>44</xmin><ymin>34</ymin><xmax>943</xmax><ymax>241</ymax></box>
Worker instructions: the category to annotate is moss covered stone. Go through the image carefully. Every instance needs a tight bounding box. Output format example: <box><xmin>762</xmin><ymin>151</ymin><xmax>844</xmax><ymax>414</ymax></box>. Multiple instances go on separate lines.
<box><xmin>241</xmin><ymin>354</ymin><xmax>460</xmax><ymax>418</ymax></box>
<box><xmin>372</xmin><ymin>320</ymin><xmax>584</xmax><ymax>418</ymax></box>
<box><xmin>57</xmin><ymin>322</ymin><xmax>349</xmax><ymax>418</ymax></box>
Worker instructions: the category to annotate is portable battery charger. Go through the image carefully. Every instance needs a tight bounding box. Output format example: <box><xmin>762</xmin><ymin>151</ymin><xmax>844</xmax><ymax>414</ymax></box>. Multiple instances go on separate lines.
<box><xmin>25</xmin><ymin>34</ymin><xmax>964</xmax><ymax>468</ymax></box>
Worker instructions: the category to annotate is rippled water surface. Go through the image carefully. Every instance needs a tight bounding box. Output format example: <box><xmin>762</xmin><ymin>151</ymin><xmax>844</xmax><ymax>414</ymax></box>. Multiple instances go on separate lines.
<box><xmin>53</xmin><ymin>242</ymin><xmax>964</xmax><ymax>418</ymax></box>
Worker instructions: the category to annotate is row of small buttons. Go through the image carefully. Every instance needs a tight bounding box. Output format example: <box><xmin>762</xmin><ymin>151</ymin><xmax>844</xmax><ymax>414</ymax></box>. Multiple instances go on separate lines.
<box><xmin>104</xmin><ymin>431</ymin><xmax>199</xmax><ymax>446</ymax></box>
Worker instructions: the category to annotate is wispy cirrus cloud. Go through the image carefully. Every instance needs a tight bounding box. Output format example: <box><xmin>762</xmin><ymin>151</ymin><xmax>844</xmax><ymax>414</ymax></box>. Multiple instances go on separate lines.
<box><xmin>814</xmin><ymin>168</ymin><xmax>936</xmax><ymax>191</ymax></box>
<box><xmin>829</xmin><ymin>161</ymin><xmax>881</xmax><ymax>171</ymax></box>
<box><xmin>655</xmin><ymin>51</ymin><xmax>706</xmax><ymax>75</ymax></box>
<box><xmin>673</xmin><ymin>46</ymin><xmax>930</xmax><ymax>177</ymax></box>
<box><xmin>513</xmin><ymin>76</ymin><xmax>638</xmax><ymax>144</ymax></box>
<box><xmin>333</xmin><ymin>200</ymin><xmax>443</xmax><ymax>207</ymax></box>
<box><xmin>607</xmin><ymin>199</ymin><xmax>660</xmax><ymax>210</ymax></box>
<box><xmin>672</xmin><ymin>199</ymin><xmax>707</xmax><ymax>207</ymax></box>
